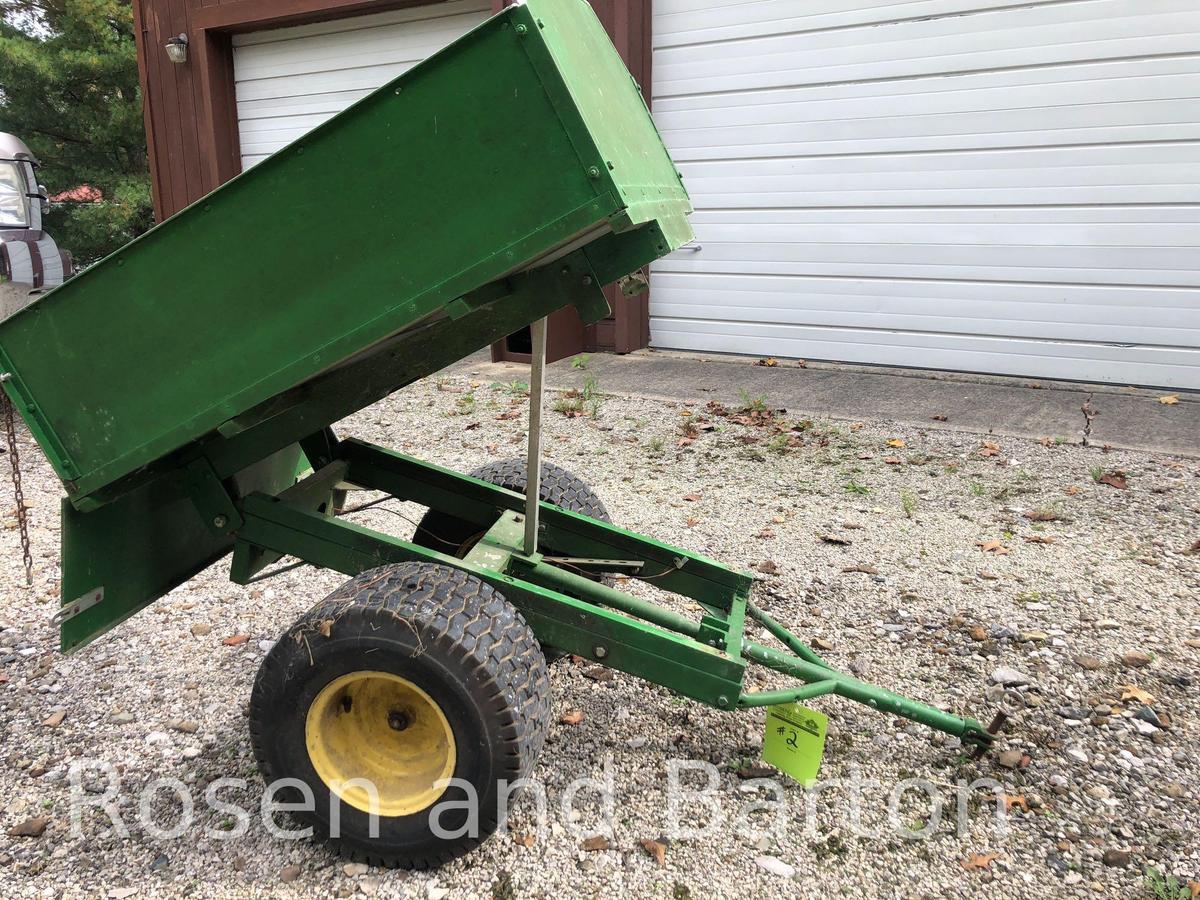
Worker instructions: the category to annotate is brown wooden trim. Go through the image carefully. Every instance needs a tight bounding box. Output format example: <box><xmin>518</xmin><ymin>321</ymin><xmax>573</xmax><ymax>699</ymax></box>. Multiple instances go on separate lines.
<box><xmin>194</xmin><ymin>0</ymin><xmax>442</xmax><ymax>33</ymax></box>
<box><xmin>193</xmin><ymin>28</ymin><xmax>242</xmax><ymax>191</ymax></box>
<box><xmin>131</xmin><ymin>0</ymin><xmax>165</xmax><ymax>218</ymax></box>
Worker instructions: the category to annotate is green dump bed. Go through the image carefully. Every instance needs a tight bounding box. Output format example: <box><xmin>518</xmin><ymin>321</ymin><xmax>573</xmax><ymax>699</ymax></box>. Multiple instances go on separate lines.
<box><xmin>0</xmin><ymin>0</ymin><xmax>691</xmax><ymax>511</ymax></box>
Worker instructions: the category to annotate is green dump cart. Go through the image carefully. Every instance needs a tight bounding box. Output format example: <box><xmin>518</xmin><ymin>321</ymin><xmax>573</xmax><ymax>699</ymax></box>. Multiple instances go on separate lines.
<box><xmin>0</xmin><ymin>0</ymin><xmax>994</xmax><ymax>868</ymax></box>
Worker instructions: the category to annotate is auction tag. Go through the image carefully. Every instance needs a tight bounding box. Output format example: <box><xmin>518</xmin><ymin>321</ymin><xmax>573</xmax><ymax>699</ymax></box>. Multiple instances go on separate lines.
<box><xmin>762</xmin><ymin>703</ymin><xmax>827</xmax><ymax>786</ymax></box>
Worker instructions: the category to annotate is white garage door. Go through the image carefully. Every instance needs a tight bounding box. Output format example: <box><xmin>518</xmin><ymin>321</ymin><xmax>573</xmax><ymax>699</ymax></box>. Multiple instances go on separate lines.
<box><xmin>651</xmin><ymin>0</ymin><xmax>1200</xmax><ymax>389</ymax></box>
<box><xmin>232</xmin><ymin>0</ymin><xmax>491</xmax><ymax>169</ymax></box>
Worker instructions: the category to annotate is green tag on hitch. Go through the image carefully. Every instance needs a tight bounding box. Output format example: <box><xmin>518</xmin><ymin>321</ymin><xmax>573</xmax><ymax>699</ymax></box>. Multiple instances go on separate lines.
<box><xmin>762</xmin><ymin>702</ymin><xmax>827</xmax><ymax>787</ymax></box>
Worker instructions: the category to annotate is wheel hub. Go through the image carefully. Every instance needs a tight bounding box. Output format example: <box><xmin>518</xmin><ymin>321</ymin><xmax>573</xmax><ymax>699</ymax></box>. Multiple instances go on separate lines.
<box><xmin>305</xmin><ymin>670</ymin><xmax>456</xmax><ymax>817</ymax></box>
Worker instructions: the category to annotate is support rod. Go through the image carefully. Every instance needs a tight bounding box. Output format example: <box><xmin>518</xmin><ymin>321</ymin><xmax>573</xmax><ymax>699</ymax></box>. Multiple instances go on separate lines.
<box><xmin>524</xmin><ymin>317</ymin><xmax>547</xmax><ymax>555</ymax></box>
<box><xmin>509</xmin><ymin>556</ymin><xmax>703</xmax><ymax>639</ymax></box>
<box><xmin>738</xmin><ymin>680</ymin><xmax>838</xmax><ymax>708</ymax></box>
<box><xmin>742</xmin><ymin>641</ymin><xmax>990</xmax><ymax>741</ymax></box>
<box><xmin>746</xmin><ymin>599</ymin><xmax>835</xmax><ymax>671</ymax></box>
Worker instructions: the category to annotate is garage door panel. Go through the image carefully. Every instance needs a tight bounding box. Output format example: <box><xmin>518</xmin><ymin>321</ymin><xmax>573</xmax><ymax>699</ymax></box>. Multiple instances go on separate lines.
<box><xmin>686</xmin><ymin>206</ymin><xmax>1200</xmax><ymax>226</ymax></box>
<box><xmin>232</xmin><ymin>0</ymin><xmax>490</xmax><ymax>170</ymax></box>
<box><xmin>651</xmin><ymin>277</ymin><xmax>1200</xmax><ymax>344</ymax></box>
<box><xmin>649</xmin><ymin>318</ymin><xmax>1199</xmax><ymax>387</ymax></box>
<box><xmin>657</xmin><ymin>55</ymin><xmax>1200</xmax><ymax>115</ymax></box>
<box><xmin>682</xmin><ymin>222</ymin><xmax>1200</xmax><ymax>252</ymax></box>
<box><xmin>657</xmin><ymin>246</ymin><xmax>1200</xmax><ymax>286</ymax></box>
<box><xmin>657</xmin><ymin>76</ymin><xmax>1200</xmax><ymax>133</ymax></box>
<box><xmin>235</xmin><ymin>65</ymin><xmax>418</xmax><ymax>104</ymax></box>
<box><xmin>654</xmin><ymin>0</ymin><xmax>1069</xmax><ymax>48</ymax></box>
<box><xmin>655</xmin><ymin>3</ymin><xmax>1196</xmax><ymax>97</ymax></box>
<box><xmin>233</xmin><ymin>30</ymin><xmax>476</xmax><ymax>83</ymax></box>
<box><xmin>234</xmin><ymin>90</ymin><xmax>374</xmax><ymax>125</ymax></box>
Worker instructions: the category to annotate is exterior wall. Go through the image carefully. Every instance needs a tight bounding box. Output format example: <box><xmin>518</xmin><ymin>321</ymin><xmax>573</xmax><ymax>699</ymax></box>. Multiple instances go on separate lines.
<box><xmin>132</xmin><ymin>0</ymin><xmax>653</xmax><ymax>354</ymax></box>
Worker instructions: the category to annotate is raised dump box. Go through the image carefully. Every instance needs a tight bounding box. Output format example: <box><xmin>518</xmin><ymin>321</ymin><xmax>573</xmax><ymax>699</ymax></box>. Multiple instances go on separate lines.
<box><xmin>0</xmin><ymin>0</ymin><xmax>997</xmax><ymax>872</ymax></box>
<box><xmin>0</xmin><ymin>0</ymin><xmax>689</xmax><ymax>510</ymax></box>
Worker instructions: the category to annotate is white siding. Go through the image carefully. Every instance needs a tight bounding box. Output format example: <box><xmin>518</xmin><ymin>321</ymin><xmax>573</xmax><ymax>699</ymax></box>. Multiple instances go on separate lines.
<box><xmin>232</xmin><ymin>0</ymin><xmax>490</xmax><ymax>169</ymax></box>
<box><xmin>651</xmin><ymin>0</ymin><xmax>1200</xmax><ymax>388</ymax></box>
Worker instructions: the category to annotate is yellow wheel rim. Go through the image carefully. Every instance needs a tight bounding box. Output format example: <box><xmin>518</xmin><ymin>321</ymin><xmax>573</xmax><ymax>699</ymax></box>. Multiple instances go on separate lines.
<box><xmin>305</xmin><ymin>670</ymin><xmax>456</xmax><ymax>817</ymax></box>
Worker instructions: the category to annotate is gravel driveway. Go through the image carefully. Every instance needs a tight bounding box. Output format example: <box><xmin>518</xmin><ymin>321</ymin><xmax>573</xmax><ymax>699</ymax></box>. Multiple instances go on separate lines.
<box><xmin>1</xmin><ymin>369</ymin><xmax>1196</xmax><ymax>899</ymax></box>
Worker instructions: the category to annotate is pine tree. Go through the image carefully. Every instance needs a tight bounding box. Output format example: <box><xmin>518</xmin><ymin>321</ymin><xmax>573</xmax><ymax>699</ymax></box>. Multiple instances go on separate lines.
<box><xmin>0</xmin><ymin>0</ymin><xmax>153</xmax><ymax>265</ymax></box>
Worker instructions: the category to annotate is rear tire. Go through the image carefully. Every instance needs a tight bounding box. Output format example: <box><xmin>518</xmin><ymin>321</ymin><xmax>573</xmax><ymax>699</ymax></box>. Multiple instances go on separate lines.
<box><xmin>249</xmin><ymin>562</ymin><xmax>550</xmax><ymax>868</ymax></box>
<box><xmin>412</xmin><ymin>458</ymin><xmax>612</xmax><ymax>663</ymax></box>
<box><xmin>412</xmin><ymin>457</ymin><xmax>611</xmax><ymax>556</ymax></box>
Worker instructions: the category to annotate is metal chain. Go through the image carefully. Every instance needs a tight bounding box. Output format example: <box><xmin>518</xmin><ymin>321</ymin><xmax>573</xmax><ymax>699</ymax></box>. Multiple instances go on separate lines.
<box><xmin>1</xmin><ymin>390</ymin><xmax>32</xmax><ymax>586</ymax></box>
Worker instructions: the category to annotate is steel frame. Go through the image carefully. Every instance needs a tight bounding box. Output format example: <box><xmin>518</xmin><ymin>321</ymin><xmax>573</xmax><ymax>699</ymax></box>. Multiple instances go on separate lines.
<box><xmin>228</xmin><ymin>434</ymin><xmax>993</xmax><ymax>745</ymax></box>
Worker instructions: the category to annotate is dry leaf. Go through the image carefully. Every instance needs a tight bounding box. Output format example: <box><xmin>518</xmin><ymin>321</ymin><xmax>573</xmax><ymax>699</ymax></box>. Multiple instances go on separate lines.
<box><xmin>677</xmin><ymin>436</ymin><xmax>695</xmax><ymax>448</ymax></box>
<box><xmin>795</xmin><ymin>359</ymin><xmax>808</xmax><ymax>368</ymax></box>
<box><xmin>1098</xmin><ymin>471</ymin><xmax>1128</xmax><ymax>490</ymax></box>
<box><xmin>961</xmin><ymin>852</ymin><xmax>1001</xmax><ymax>872</ymax></box>
<box><xmin>1022</xmin><ymin>535</ymin><xmax>1056</xmax><ymax>545</ymax></box>
<box><xmin>1188</xmin><ymin>539</ymin><xmax>1200</xmax><ymax>555</ymax></box>
<box><xmin>756</xmin><ymin>560</ymin><xmax>779</xmax><ymax>575</ymax></box>
<box><xmin>755</xmin><ymin>357</ymin><xmax>778</xmax><ymax>367</ymax></box>
<box><xmin>560</xmin><ymin>709</ymin><xmax>584</xmax><ymax>726</ymax></box>
<box><xmin>978</xmin><ymin>441</ymin><xmax>1001</xmax><ymax>457</ymax></box>
<box><xmin>640</xmin><ymin>839</ymin><xmax>666</xmax><ymax>866</ymax></box>
<box><xmin>849</xmin><ymin>422</ymin><xmax>864</xmax><ymax>432</ymax></box>
<box><xmin>931</xmin><ymin>414</ymin><xmax>948</xmax><ymax>422</ymax></box>
<box><xmin>1064</xmin><ymin>485</ymin><xmax>1080</xmax><ymax>496</ymax></box>
<box><xmin>1001</xmin><ymin>795</ymin><xmax>1029</xmax><ymax>813</ymax></box>
<box><xmin>1120</xmin><ymin>684</ymin><xmax>1156</xmax><ymax>705</ymax></box>
<box><xmin>1023</xmin><ymin>509</ymin><xmax>1060</xmax><ymax>522</ymax></box>
<box><xmin>883</xmin><ymin>456</ymin><xmax>902</xmax><ymax>465</ymax></box>
<box><xmin>42</xmin><ymin>710</ymin><xmax>66</xmax><ymax>728</ymax></box>
<box><xmin>685</xmin><ymin>515</ymin><xmax>700</xmax><ymax>528</ymax></box>
<box><xmin>682</xmin><ymin>492</ymin><xmax>702</xmax><ymax>502</ymax></box>
<box><xmin>1159</xmin><ymin>394</ymin><xmax>1179</xmax><ymax>405</ymax></box>
<box><xmin>1187</xmin><ymin>882</ymin><xmax>1199</xmax><ymax>900</ymax></box>
<box><xmin>318</xmin><ymin>619</ymin><xmax>334</xmax><ymax>638</ymax></box>
<box><xmin>581</xmin><ymin>835</ymin><xmax>610</xmax><ymax>852</ymax></box>
<box><xmin>976</xmin><ymin>540</ymin><xmax>1010</xmax><ymax>555</ymax></box>
<box><xmin>756</xmin><ymin>527</ymin><xmax>775</xmax><ymax>539</ymax></box>
<box><xmin>886</xmin><ymin>438</ymin><xmax>906</xmax><ymax>448</ymax></box>
<box><xmin>513</xmin><ymin>833</ymin><xmax>536</xmax><ymax>848</ymax></box>
<box><xmin>820</xmin><ymin>534</ymin><xmax>851</xmax><ymax>546</ymax></box>
<box><xmin>222</xmin><ymin>634</ymin><xmax>249</xmax><ymax>646</ymax></box>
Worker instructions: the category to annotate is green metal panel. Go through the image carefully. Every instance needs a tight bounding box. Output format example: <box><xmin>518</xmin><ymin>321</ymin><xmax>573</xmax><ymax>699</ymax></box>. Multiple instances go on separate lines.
<box><xmin>59</xmin><ymin>444</ymin><xmax>301</xmax><ymax>652</ymax></box>
<box><xmin>0</xmin><ymin>0</ymin><xmax>690</xmax><ymax>507</ymax></box>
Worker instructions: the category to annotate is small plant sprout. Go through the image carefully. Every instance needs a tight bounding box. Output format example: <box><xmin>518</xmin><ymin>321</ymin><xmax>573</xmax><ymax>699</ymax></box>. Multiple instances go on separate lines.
<box><xmin>453</xmin><ymin>392</ymin><xmax>476</xmax><ymax>416</ymax></box>
<box><xmin>1090</xmin><ymin>465</ymin><xmax>1105</xmax><ymax>483</ymax></box>
<box><xmin>647</xmin><ymin>436</ymin><xmax>664</xmax><ymax>455</ymax></box>
<box><xmin>767</xmin><ymin>433</ymin><xmax>790</xmax><ymax>454</ymax></box>
<box><xmin>1144</xmin><ymin>868</ymin><xmax>1190</xmax><ymax>900</ymax></box>
<box><xmin>844</xmin><ymin>478</ymin><xmax>870</xmax><ymax>495</ymax></box>
<box><xmin>552</xmin><ymin>392</ymin><xmax>584</xmax><ymax>417</ymax></box>
<box><xmin>738</xmin><ymin>389</ymin><xmax>768</xmax><ymax>414</ymax></box>
<box><xmin>968</xmin><ymin>481</ymin><xmax>986</xmax><ymax>497</ymax></box>
<box><xmin>900</xmin><ymin>489</ymin><xmax>917</xmax><ymax>519</ymax></box>
<box><xmin>571</xmin><ymin>353</ymin><xmax>590</xmax><ymax>370</ymax></box>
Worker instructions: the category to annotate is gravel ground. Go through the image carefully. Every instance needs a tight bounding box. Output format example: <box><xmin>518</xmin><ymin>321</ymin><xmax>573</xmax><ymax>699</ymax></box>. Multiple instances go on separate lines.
<box><xmin>0</xmin><ymin>368</ymin><xmax>1197</xmax><ymax>900</ymax></box>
